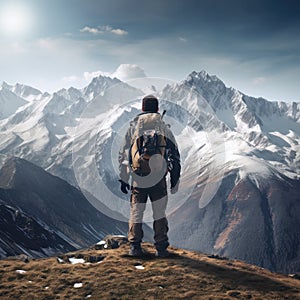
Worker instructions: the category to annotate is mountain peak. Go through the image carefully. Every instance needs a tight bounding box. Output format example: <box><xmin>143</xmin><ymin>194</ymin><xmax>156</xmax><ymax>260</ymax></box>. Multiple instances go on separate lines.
<box><xmin>83</xmin><ymin>75</ymin><xmax>121</xmax><ymax>100</ymax></box>
<box><xmin>91</xmin><ymin>74</ymin><xmax>120</xmax><ymax>84</ymax></box>
<box><xmin>181</xmin><ymin>70</ymin><xmax>227</xmax><ymax>107</ymax></box>
<box><xmin>0</xmin><ymin>82</ymin><xmax>42</xmax><ymax>101</ymax></box>
<box><xmin>1</xmin><ymin>81</ymin><xmax>12</xmax><ymax>90</ymax></box>
<box><xmin>0</xmin><ymin>157</ymin><xmax>74</xmax><ymax>192</ymax></box>
<box><xmin>13</xmin><ymin>83</ymin><xmax>42</xmax><ymax>97</ymax></box>
<box><xmin>198</xmin><ymin>69</ymin><xmax>209</xmax><ymax>78</ymax></box>
<box><xmin>187</xmin><ymin>70</ymin><xmax>224</xmax><ymax>85</ymax></box>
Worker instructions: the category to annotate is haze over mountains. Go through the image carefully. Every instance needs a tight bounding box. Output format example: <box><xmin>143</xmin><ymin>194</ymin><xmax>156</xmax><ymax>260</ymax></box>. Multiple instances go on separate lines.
<box><xmin>0</xmin><ymin>70</ymin><xmax>299</xmax><ymax>273</ymax></box>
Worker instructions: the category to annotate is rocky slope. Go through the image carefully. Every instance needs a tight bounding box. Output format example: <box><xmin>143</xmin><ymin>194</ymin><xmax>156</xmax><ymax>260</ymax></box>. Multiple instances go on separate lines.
<box><xmin>169</xmin><ymin>170</ymin><xmax>300</xmax><ymax>273</ymax></box>
<box><xmin>0</xmin><ymin>200</ymin><xmax>76</xmax><ymax>258</ymax></box>
<box><xmin>0</xmin><ymin>157</ymin><xmax>129</xmax><ymax>256</ymax></box>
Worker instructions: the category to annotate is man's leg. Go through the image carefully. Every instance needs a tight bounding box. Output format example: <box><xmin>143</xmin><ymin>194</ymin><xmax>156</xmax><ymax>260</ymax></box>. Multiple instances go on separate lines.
<box><xmin>128</xmin><ymin>187</ymin><xmax>148</xmax><ymax>246</ymax></box>
<box><xmin>149</xmin><ymin>178</ymin><xmax>170</xmax><ymax>253</ymax></box>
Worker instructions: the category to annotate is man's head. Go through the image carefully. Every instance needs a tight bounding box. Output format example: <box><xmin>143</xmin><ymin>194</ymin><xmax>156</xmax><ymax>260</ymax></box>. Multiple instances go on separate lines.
<box><xmin>142</xmin><ymin>95</ymin><xmax>159</xmax><ymax>113</ymax></box>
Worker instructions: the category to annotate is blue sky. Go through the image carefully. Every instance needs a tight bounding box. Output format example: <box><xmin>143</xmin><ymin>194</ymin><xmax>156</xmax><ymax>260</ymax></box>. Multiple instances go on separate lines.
<box><xmin>0</xmin><ymin>0</ymin><xmax>299</xmax><ymax>101</ymax></box>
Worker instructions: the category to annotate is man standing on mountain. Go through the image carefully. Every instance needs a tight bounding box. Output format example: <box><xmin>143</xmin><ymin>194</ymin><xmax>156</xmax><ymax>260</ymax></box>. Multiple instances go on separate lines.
<box><xmin>119</xmin><ymin>95</ymin><xmax>181</xmax><ymax>257</ymax></box>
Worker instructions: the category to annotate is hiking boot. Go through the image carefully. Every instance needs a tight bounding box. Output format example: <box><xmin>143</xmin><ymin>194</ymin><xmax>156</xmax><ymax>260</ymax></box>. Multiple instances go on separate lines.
<box><xmin>129</xmin><ymin>243</ymin><xmax>143</xmax><ymax>257</ymax></box>
<box><xmin>155</xmin><ymin>249</ymin><xmax>170</xmax><ymax>258</ymax></box>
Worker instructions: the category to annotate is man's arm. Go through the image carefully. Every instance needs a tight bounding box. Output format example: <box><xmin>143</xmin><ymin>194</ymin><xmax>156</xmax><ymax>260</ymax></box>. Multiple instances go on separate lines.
<box><xmin>165</xmin><ymin>127</ymin><xmax>181</xmax><ymax>190</ymax></box>
<box><xmin>118</xmin><ymin>124</ymin><xmax>133</xmax><ymax>185</ymax></box>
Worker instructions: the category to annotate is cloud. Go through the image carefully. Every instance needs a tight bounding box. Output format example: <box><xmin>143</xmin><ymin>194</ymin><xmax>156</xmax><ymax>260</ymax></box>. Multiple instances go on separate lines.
<box><xmin>60</xmin><ymin>71</ymin><xmax>110</xmax><ymax>87</ymax></box>
<box><xmin>252</xmin><ymin>77</ymin><xmax>266</xmax><ymax>85</ymax></box>
<box><xmin>80</xmin><ymin>26</ymin><xmax>101</xmax><ymax>34</ymax></box>
<box><xmin>101</xmin><ymin>25</ymin><xmax>128</xmax><ymax>35</ymax></box>
<box><xmin>80</xmin><ymin>25</ymin><xmax>128</xmax><ymax>36</ymax></box>
<box><xmin>2</xmin><ymin>30</ymin><xmax>297</xmax><ymax>101</ymax></box>
<box><xmin>110</xmin><ymin>28</ymin><xmax>128</xmax><ymax>36</ymax></box>
<box><xmin>59</xmin><ymin>64</ymin><xmax>146</xmax><ymax>90</ymax></box>
<box><xmin>83</xmin><ymin>70</ymin><xmax>111</xmax><ymax>81</ymax></box>
<box><xmin>179</xmin><ymin>37</ymin><xmax>187</xmax><ymax>42</ymax></box>
<box><xmin>111</xmin><ymin>64</ymin><xmax>147</xmax><ymax>81</ymax></box>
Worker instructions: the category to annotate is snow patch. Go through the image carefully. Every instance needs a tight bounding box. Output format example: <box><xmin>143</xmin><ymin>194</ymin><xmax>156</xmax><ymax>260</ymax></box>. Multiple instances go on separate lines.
<box><xmin>96</xmin><ymin>240</ymin><xmax>106</xmax><ymax>245</ymax></box>
<box><xmin>135</xmin><ymin>265</ymin><xmax>145</xmax><ymax>270</ymax></box>
<box><xmin>57</xmin><ymin>257</ymin><xmax>64</xmax><ymax>263</ymax></box>
<box><xmin>238</xmin><ymin>156</ymin><xmax>272</xmax><ymax>180</ymax></box>
<box><xmin>69</xmin><ymin>257</ymin><xmax>85</xmax><ymax>264</ymax></box>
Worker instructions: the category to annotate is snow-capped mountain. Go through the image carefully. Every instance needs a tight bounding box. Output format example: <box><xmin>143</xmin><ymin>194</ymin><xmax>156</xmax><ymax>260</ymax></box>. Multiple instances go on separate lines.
<box><xmin>0</xmin><ymin>75</ymin><xmax>143</xmax><ymax>179</ymax></box>
<box><xmin>1</xmin><ymin>81</ymin><xmax>45</xmax><ymax>101</ymax></box>
<box><xmin>0</xmin><ymin>71</ymin><xmax>299</xmax><ymax>272</ymax></box>
<box><xmin>83</xmin><ymin>76</ymin><xmax>121</xmax><ymax>100</ymax></box>
<box><xmin>159</xmin><ymin>71</ymin><xmax>300</xmax><ymax>272</ymax></box>
<box><xmin>160</xmin><ymin>70</ymin><xmax>300</xmax><ymax>179</ymax></box>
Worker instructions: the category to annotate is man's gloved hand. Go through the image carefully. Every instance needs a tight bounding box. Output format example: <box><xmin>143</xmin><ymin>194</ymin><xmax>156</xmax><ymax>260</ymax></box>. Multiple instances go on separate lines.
<box><xmin>170</xmin><ymin>159</ymin><xmax>180</xmax><ymax>195</ymax></box>
<box><xmin>119</xmin><ymin>180</ymin><xmax>130</xmax><ymax>194</ymax></box>
<box><xmin>170</xmin><ymin>179</ymin><xmax>180</xmax><ymax>194</ymax></box>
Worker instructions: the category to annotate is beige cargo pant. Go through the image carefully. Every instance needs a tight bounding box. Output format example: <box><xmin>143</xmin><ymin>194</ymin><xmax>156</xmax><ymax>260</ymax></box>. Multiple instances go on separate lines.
<box><xmin>128</xmin><ymin>177</ymin><xmax>169</xmax><ymax>249</ymax></box>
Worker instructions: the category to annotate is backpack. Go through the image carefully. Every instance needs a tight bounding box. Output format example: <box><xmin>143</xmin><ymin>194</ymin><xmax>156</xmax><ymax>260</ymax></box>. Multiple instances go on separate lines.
<box><xmin>129</xmin><ymin>113</ymin><xmax>167</xmax><ymax>175</ymax></box>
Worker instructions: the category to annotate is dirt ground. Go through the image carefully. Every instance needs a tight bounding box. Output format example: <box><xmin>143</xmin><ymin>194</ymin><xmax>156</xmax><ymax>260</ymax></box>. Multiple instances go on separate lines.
<box><xmin>0</xmin><ymin>243</ymin><xmax>299</xmax><ymax>299</ymax></box>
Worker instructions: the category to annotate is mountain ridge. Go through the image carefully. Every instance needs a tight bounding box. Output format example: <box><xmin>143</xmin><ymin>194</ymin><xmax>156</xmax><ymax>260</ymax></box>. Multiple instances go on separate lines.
<box><xmin>0</xmin><ymin>157</ymin><xmax>129</xmax><ymax>256</ymax></box>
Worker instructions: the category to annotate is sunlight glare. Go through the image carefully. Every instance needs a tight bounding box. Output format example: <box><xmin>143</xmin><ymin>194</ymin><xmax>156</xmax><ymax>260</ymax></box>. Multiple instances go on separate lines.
<box><xmin>0</xmin><ymin>4</ymin><xmax>32</xmax><ymax>36</ymax></box>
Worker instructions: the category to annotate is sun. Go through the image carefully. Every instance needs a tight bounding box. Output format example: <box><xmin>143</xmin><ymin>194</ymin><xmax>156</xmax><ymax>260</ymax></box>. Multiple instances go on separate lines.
<box><xmin>0</xmin><ymin>4</ymin><xmax>32</xmax><ymax>36</ymax></box>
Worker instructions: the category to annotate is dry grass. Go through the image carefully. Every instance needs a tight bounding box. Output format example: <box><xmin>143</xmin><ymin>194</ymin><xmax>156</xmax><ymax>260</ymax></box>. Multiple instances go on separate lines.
<box><xmin>0</xmin><ymin>243</ymin><xmax>299</xmax><ymax>299</ymax></box>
